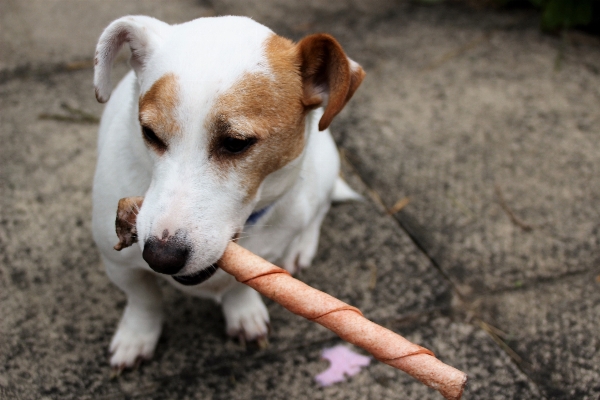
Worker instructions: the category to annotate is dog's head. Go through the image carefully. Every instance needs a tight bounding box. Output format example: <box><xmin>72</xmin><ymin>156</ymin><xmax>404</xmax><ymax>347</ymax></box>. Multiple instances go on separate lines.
<box><xmin>95</xmin><ymin>16</ymin><xmax>364</xmax><ymax>284</ymax></box>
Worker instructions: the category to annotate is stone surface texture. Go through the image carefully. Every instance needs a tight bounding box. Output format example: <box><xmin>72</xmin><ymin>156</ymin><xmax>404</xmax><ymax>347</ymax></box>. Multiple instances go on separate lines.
<box><xmin>1</xmin><ymin>1</ymin><xmax>598</xmax><ymax>399</ymax></box>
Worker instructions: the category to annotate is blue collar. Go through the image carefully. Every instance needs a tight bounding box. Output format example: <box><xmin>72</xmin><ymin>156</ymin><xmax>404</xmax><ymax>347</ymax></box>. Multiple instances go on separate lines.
<box><xmin>245</xmin><ymin>203</ymin><xmax>274</xmax><ymax>226</ymax></box>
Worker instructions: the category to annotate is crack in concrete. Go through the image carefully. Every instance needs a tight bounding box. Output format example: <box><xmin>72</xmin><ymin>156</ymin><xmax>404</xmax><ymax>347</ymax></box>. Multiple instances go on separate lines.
<box><xmin>339</xmin><ymin>151</ymin><xmax>547</xmax><ymax>398</ymax></box>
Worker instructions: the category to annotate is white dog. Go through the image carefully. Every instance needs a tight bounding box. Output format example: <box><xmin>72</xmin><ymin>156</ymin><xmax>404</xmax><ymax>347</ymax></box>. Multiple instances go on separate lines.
<box><xmin>92</xmin><ymin>15</ymin><xmax>364</xmax><ymax>369</ymax></box>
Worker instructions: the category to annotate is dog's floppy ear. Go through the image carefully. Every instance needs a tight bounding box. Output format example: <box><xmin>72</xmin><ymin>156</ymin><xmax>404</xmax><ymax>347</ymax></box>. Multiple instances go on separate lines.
<box><xmin>296</xmin><ymin>34</ymin><xmax>365</xmax><ymax>131</ymax></box>
<box><xmin>94</xmin><ymin>16</ymin><xmax>169</xmax><ymax>103</ymax></box>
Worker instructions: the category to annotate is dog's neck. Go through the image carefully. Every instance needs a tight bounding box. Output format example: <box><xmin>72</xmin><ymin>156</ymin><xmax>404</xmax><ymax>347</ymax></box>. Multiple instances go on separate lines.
<box><xmin>245</xmin><ymin>203</ymin><xmax>275</xmax><ymax>226</ymax></box>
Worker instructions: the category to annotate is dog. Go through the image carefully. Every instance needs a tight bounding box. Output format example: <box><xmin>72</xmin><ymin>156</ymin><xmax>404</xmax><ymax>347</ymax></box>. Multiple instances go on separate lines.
<box><xmin>92</xmin><ymin>15</ymin><xmax>364</xmax><ymax>369</ymax></box>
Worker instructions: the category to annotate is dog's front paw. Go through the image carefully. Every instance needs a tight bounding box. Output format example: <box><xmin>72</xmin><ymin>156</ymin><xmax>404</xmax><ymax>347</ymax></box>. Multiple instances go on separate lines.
<box><xmin>109</xmin><ymin>309</ymin><xmax>163</xmax><ymax>370</ymax></box>
<box><xmin>222</xmin><ymin>285</ymin><xmax>270</xmax><ymax>346</ymax></box>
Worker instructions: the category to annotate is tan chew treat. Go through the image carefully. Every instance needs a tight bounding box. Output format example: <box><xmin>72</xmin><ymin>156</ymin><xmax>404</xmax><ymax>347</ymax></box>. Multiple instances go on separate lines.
<box><xmin>219</xmin><ymin>242</ymin><xmax>467</xmax><ymax>400</ymax></box>
<box><xmin>114</xmin><ymin>197</ymin><xmax>467</xmax><ymax>399</ymax></box>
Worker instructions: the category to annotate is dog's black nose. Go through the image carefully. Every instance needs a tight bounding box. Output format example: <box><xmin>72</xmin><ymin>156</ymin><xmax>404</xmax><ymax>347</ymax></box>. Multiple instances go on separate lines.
<box><xmin>142</xmin><ymin>234</ymin><xmax>190</xmax><ymax>275</ymax></box>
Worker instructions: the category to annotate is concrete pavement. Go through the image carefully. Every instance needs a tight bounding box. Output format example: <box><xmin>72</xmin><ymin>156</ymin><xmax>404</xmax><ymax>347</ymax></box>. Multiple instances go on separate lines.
<box><xmin>1</xmin><ymin>1</ymin><xmax>598</xmax><ymax>399</ymax></box>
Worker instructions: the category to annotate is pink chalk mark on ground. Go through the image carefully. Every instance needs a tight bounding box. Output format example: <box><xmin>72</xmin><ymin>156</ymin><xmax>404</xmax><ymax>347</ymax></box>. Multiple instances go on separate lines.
<box><xmin>315</xmin><ymin>345</ymin><xmax>371</xmax><ymax>386</ymax></box>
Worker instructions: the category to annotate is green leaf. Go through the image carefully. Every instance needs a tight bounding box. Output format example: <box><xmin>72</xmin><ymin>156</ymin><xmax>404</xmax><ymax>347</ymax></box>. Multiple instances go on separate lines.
<box><xmin>539</xmin><ymin>0</ymin><xmax>594</xmax><ymax>30</ymax></box>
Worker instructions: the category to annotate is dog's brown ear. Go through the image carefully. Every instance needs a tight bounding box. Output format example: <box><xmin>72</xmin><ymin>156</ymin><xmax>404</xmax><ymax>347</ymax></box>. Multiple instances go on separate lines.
<box><xmin>296</xmin><ymin>34</ymin><xmax>365</xmax><ymax>131</ymax></box>
<box><xmin>94</xmin><ymin>16</ymin><xmax>169</xmax><ymax>103</ymax></box>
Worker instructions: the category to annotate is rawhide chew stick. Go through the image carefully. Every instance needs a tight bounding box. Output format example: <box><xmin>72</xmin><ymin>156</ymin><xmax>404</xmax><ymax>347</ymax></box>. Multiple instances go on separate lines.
<box><xmin>219</xmin><ymin>242</ymin><xmax>467</xmax><ymax>400</ymax></box>
<box><xmin>113</xmin><ymin>197</ymin><xmax>467</xmax><ymax>399</ymax></box>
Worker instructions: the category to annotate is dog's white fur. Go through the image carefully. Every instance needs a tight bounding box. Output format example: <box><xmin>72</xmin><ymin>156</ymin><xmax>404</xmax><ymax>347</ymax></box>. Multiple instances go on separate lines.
<box><xmin>92</xmin><ymin>15</ymin><xmax>364</xmax><ymax>368</ymax></box>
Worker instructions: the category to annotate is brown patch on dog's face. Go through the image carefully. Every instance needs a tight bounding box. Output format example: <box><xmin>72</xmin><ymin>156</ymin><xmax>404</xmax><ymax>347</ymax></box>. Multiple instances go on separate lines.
<box><xmin>139</xmin><ymin>73</ymin><xmax>180</xmax><ymax>154</ymax></box>
<box><xmin>206</xmin><ymin>34</ymin><xmax>306</xmax><ymax>200</ymax></box>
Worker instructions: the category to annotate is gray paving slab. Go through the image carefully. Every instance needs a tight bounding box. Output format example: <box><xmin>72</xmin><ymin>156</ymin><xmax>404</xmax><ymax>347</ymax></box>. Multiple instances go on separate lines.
<box><xmin>0</xmin><ymin>0</ymin><xmax>214</xmax><ymax>74</ymax></box>
<box><xmin>1</xmin><ymin>0</ymin><xmax>598</xmax><ymax>399</ymax></box>
<box><xmin>479</xmin><ymin>274</ymin><xmax>600</xmax><ymax>399</ymax></box>
<box><xmin>324</xmin><ymin>4</ymin><xmax>600</xmax><ymax>295</ymax></box>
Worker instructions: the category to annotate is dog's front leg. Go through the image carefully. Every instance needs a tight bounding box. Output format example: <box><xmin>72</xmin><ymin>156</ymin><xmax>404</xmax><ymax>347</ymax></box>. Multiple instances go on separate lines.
<box><xmin>104</xmin><ymin>257</ymin><xmax>163</xmax><ymax>369</ymax></box>
<box><xmin>221</xmin><ymin>282</ymin><xmax>270</xmax><ymax>346</ymax></box>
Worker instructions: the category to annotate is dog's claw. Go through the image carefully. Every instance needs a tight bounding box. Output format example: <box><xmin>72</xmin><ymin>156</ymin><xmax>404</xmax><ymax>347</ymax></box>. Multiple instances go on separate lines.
<box><xmin>257</xmin><ymin>335</ymin><xmax>269</xmax><ymax>349</ymax></box>
<box><xmin>110</xmin><ymin>366</ymin><xmax>124</xmax><ymax>380</ymax></box>
<box><xmin>132</xmin><ymin>357</ymin><xmax>143</xmax><ymax>371</ymax></box>
<box><xmin>237</xmin><ymin>331</ymin><xmax>247</xmax><ymax>350</ymax></box>
<box><xmin>109</xmin><ymin>354</ymin><xmax>145</xmax><ymax>378</ymax></box>
<box><xmin>234</xmin><ymin>330</ymin><xmax>269</xmax><ymax>350</ymax></box>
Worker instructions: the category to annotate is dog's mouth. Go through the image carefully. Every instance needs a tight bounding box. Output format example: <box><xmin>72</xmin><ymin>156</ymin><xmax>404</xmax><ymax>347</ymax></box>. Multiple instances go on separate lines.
<box><xmin>172</xmin><ymin>263</ymin><xmax>219</xmax><ymax>286</ymax></box>
<box><xmin>167</xmin><ymin>233</ymin><xmax>240</xmax><ymax>286</ymax></box>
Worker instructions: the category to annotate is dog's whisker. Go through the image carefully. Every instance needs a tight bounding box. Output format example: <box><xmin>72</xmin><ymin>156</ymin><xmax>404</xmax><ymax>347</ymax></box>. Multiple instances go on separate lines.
<box><xmin>245</xmin><ymin>224</ymin><xmax>304</xmax><ymax>229</ymax></box>
<box><xmin>230</xmin><ymin>235</ymin><xmax>253</xmax><ymax>241</ymax></box>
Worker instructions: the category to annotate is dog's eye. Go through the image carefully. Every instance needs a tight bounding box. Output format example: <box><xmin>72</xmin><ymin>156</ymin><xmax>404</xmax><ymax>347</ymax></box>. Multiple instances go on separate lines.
<box><xmin>142</xmin><ymin>126</ymin><xmax>166</xmax><ymax>151</ymax></box>
<box><xmin>221</xmin><ymin>137</ymin><xmax>256</xmax><ymax>154</ymax></box>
